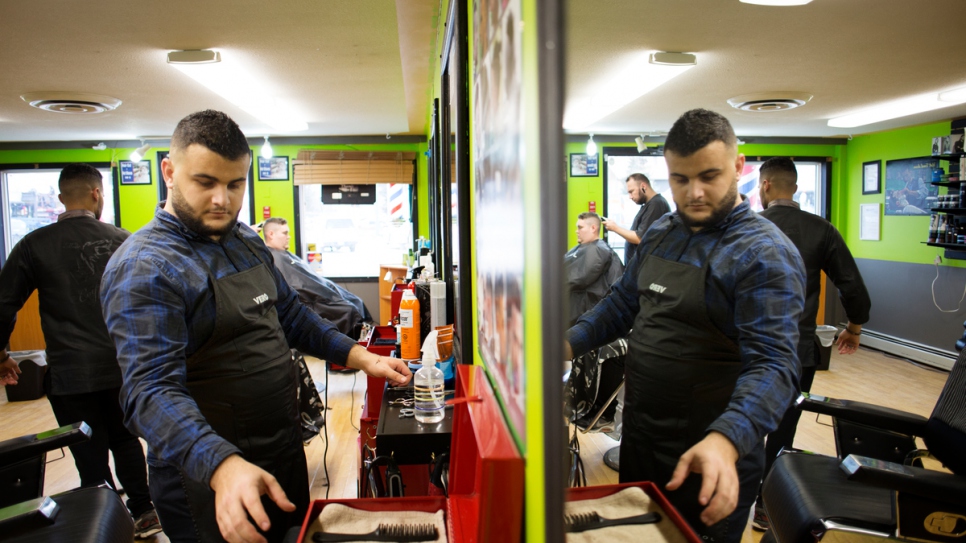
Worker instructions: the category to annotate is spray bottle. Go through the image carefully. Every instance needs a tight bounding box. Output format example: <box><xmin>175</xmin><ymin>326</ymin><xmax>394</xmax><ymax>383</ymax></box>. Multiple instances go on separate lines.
<box><xmin>414</xmin><ymin>330</ymin><xmax>444</xmax><ymax>424</ymax></box>
<box><xmin>399</xmin><ymin>289</ymin><xmax>421</xmax><ymax>360</ymax></box>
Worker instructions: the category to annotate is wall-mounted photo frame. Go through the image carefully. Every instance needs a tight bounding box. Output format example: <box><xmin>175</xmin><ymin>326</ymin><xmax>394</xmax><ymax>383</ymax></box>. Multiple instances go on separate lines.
<box><xmin>258</xmin><ymin>156</ymin><xmax>289</xmax><ymax>181</ymax></box>
<box><xmin>862</xmin><ymin>160</ymin><xmax>881</xmax><ymax>195</ymax></box>
<box><xmin>570</xmin><ymin>153</ymin><xmax>598</xmax><ymax>177</ymax></box>
<box><xmin>119</xmin><ymin>160</ymin><xmax>151</xmax><ymax>185</ymax></box>
<box><xmin>885</xmin><ymin>156</ymin><xmax>939</xmax><ymax>216</ymax></box>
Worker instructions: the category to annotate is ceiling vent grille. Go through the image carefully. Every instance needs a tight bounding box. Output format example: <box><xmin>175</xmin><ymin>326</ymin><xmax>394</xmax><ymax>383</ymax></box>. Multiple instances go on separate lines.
<box><xmin>21</xmin><ymin>92</ymin><xmax>122</xmax><ymax>114</ymax></box>
<box><xmin>727</xmin><ymin>92</ymin><xmax>812</xmax><ymax>112</ymax></box>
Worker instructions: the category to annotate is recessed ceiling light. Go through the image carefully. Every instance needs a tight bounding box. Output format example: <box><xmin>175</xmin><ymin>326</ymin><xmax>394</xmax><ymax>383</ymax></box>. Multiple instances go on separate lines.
<box><xmin>168</xmin><ymin>49</ymin><xmax>308</xmax><ymax>132</ymax></box>
<box><xmin>21</xmin><ymin>92</ymin><xmax>122</xmax><ymax>114</ymax></box>
<box><xmin>740</xmin><ymin>0</ymin><xmax>812</xmax><ymax>6</ymax></box>
<box><xmin>565</xmin><ymin>51</ymin><xmax>696</xmax><ymax>130</ymax></box>
<box><xmin>828</xmin><ymin>87</ymin><xmax>966</xmax><ymax>128</ymax></box>
<box><xmin>728</xmin><ymin>92</ymin><xmax>812</xmax><ymax>112</ymax></box>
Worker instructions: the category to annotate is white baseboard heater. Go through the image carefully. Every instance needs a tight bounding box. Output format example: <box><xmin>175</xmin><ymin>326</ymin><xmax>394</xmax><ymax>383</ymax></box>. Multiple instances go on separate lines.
<box><xmin>860</xmin><ymin>328</ymin><xmax>955</xmax><ymax>371</ymax></box>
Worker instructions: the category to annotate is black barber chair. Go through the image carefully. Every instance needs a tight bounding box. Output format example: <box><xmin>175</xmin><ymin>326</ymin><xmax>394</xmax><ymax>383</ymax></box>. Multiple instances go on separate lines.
<box><xmin>760</xmin><ymin>347</ymin><xmax>966</xmax><ymax>543</ymax></box>
<box><xmin>0</xmin><ymin>422</ymin><xmax>135</xmax><ymax>542</ymax></box>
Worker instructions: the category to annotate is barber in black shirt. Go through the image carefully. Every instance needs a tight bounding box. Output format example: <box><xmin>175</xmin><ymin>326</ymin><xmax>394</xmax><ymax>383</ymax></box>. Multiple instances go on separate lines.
<box><xmin>753</xmin><ymin>157</ymin><xmax>871</xmax><ymax>530</ymax></box>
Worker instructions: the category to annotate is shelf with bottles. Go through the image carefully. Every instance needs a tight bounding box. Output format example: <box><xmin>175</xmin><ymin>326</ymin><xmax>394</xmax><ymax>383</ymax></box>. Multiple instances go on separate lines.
<box><xmin>933</xmin><ymin>153</ymin><xmax>965</xmax><ymax>162</ymax></box>
<box><xmin>923</xmin><ymin>241</ymin><xmax>966</xmax><ymax>249</ymax></box>
<box><xmin>931</xmin><ymin>207</ymin><xmax>966</xmax><ymax>214</ymax></box>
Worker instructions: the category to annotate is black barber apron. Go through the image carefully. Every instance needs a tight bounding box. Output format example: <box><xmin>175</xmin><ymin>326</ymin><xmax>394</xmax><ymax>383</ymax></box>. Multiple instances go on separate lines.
<box><xmin>620</xmin><ymin>227</ymin><xmax>765</xmax><ymax>543</ymax></box>
<box><xmin>152</xmin><ymin>235</ymin><xmax>308</xmax><ymax>543</ymax></box>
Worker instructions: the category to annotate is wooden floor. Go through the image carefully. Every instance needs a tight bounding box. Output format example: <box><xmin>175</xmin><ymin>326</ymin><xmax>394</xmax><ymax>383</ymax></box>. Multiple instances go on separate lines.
<box><xmin>0</xmin><ymin>347</ymin><xmax>950</xmax><ymax>542</ymax></box>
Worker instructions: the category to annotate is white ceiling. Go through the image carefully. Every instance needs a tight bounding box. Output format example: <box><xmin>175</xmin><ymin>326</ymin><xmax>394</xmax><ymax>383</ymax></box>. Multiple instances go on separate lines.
<box><xmin>567</xmin><ymin>0</ymin><xmax>966</xmax><ymax>138</ymax></box>
<box><xmin>0</xmin><ymin>0</ymin><xmax>964</xmax><ymax>144</ymax></box>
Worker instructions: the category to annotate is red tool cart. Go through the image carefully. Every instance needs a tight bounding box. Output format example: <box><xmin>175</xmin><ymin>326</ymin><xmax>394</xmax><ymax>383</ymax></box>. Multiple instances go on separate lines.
<box><xmin>299</xmin><ymin>364</ymin><xmax>524</xmax><ymax>543</ymax></box>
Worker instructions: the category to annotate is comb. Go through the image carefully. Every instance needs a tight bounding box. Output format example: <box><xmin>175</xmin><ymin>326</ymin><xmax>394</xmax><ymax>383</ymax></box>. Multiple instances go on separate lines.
<box><xmin>565</xmin><ymin>511</ymin><xmax>662</xmax><ymax>533</ymax></box>
<box><xmin>312</xmin><ymin>522</ymin><xmax>439</xmax><ymax>542</ymax></box>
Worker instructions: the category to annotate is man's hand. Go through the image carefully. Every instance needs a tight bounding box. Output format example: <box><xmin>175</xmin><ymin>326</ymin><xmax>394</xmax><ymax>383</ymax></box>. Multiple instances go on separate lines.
<box><xmin>601</xmin><ymin>219</ymin><xmax>616</xmax><ymax>232</ymax></box>
<box><xmin>0</xmin><ymin>352</ymin><xmax>20</xmax><ymax>386</ymax></box>
<box><xmin>564</xmin><ymin>341</ymin><xmax>573</xmax><ymax>361</ymax></box>
<box><xmin>836</xmin><ymin>328</ymin><xmax>861</xmax><ymax>355</ymax></box>
<box><xmin>665</xmin><ymin>431</ymin><xmax>740</xmax><ymax>526</ymax></box>
<box><xmin>346</xmin><ymin>345</ymin><xmax>412</xmax><ymax>386</ymax></box>
<box><xmin>209</xmin><ymin>455</ymin><xmax>295</xmax><ymax>543</ymax></box>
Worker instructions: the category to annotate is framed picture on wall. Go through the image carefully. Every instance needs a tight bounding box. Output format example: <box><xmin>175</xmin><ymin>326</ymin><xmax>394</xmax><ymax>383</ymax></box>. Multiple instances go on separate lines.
<box><xmin>862</xmin><ymin>160</ymin><xmax>881</xmax><ymax>195</ymax></box>
<box><xmin>570</xmin><ymin>153</ymin><xmax>598</xmax><ymax>177</ymax></box>
<box><xmin>258</xmin><ymin>156</ymin><xmax>289</xmax><ymax>181</ymax></box>
<box><xmin>118</xmin><ymin>160</ymin><xmax>151</xmax><ymax>185</ymax></box>
<box><xmin>885</xmin><ymin>156</ymin><xmax>940</xmax><ymax>216</ymax></box>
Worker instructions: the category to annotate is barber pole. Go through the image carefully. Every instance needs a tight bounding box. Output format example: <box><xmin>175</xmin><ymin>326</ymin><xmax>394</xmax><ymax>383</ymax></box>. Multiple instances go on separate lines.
<box><xmin>389</xmin><ymin>183</ymin><xmax>405</xmax><ymax>221</ymax></box>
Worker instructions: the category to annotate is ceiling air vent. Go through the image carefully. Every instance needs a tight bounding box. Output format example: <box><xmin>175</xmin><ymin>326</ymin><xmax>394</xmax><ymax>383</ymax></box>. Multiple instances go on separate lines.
<box><xmin>727</xmin><ymin>92</ymin><xmax>812</xmax><ymax>112</ymax></box>
<box><xmin>21</xmin><ymin>92</ymin><xmax>122</xmax><ymax>114</ymax></box>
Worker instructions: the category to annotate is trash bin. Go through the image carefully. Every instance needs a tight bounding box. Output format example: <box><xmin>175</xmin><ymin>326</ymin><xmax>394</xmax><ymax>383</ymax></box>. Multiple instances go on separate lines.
<box><xmin>4</xmin><ymin>350</ymin><xmax>47</xmax><ymax>401</ymax></box>
<box><xmin>815</xmin><ymin>325</ymin><xmax>837</xmax><ymax>372</ymax></box>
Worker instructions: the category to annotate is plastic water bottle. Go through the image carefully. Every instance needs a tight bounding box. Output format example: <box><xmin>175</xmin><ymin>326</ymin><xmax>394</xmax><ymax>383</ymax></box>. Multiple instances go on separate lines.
<box><xmin>414</xmin><ymin>330</ymin><xmax>444</xmax><ymax>424</ymax></box>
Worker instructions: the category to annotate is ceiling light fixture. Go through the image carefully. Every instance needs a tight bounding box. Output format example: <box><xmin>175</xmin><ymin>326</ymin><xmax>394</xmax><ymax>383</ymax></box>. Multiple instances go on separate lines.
<box><xmin>167</xmin><ymin>49</ymin><xmax>308</xmax><ymax>133</ymax></box>
<box><xmin>586</xmin><ymin>134</ymin><xmax>597</xmax><ymax>156</ymax></box>
<box><xmin>92</xmin><ymin>142</ymin><xmax>107</xmax><ymax>151</ymax></box>
<box><xmin>635</xmin><ymin>135</ymin><xmax>647</xmax><ymax>153</ymax></box>
<box><xmin>261</xmin><ymin>136</ymin><xmax>273</xmax><ymax>159</ymax></box>
<box><xmin>727</xmin><ymin>92</ymin><xmax>812</xmax><ymax>112</ymax></box>
<box><xmin>739</xmin><ymin>0</ymin><xmax>813</xmax><ymax>6</ymax></box>
<box><xmin>130</xmin><ymin>141</ymin><xmax>151</xmax><ymax>162</ymax></box>
<box><xmin>828</xmin><ymin>86</ymin><xmax>966</xmax><ymax>128</ymax></box>
<box><xmin>564</xmin><ymin>51</ymin><xmax>697</xmax><ymax>130</ymax></box>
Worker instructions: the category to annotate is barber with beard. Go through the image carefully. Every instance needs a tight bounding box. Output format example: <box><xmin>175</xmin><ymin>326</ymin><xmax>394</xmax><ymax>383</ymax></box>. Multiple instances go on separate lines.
<box><xmin>602</xmin><ymin>172</ymin><xmax>671</xmax><ymax>261</ymax></box>
<box><xmin>565</xmin><ymin>109</ymin><xmax>805</xmax><ymax>543</ymax></box>
<box><xmin>100</xmin><ymin>110</ymin><xmax>411</xmax><ymax>543</ymax></box>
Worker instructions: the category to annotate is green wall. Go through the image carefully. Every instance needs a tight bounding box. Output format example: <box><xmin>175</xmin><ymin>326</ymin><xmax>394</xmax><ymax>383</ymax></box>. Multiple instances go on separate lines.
<box><xmin>0</xmin><ymin>142</ymin><xmax>429</xmax><ymax>243</ymax></box>
<box><xmin>565</xmin><ymin>140</ymin><xmax>847</xmax><ymax>249</ymax></box>
<box><xmin>840</xmin><ymin>121</ymin><xmax>957</xmax><ymax>266</ymax></box>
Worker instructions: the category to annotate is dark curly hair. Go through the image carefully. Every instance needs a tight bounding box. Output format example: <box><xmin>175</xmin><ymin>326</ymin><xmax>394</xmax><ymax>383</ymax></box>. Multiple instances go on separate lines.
<box><xmin>170</xmin><ymin>110</ymin><xmax>250</xmax><ymax>160</ymax></box>
<box><xmin>664</xmin><ymin>109</ymin><xmax>736</xmax><ymax>157</ymax></box>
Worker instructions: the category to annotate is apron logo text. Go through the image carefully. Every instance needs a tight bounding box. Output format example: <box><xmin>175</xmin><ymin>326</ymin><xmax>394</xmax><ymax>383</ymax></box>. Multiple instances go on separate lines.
<box><xmin>253</xmin><ymin>293</ymin><xmax>269</xmax><ymax>305</ymax></box>
<box><xmin>649</xmin><ymin>283</ymin><xmax>667</xmax><ymax>294</ymax></box>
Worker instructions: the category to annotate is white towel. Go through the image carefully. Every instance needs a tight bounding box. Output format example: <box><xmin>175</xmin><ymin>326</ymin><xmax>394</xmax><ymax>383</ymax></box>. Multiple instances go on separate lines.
<box><xmin>565</xmin><ymin>487</ymin><xmax>689</xmax><ymax>543</ymax></box>
<box><xmin>308</xmin><ymin>503</ymin><xmax>447</xmax><ymax>542</ymax></box>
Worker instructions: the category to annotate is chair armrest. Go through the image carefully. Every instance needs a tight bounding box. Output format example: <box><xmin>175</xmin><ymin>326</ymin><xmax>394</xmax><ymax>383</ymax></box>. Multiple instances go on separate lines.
<box><xmin>841</xmin><ymin>454</ymin><xmax>966</xmax><ymax>508</ymax></box>
<box><xmin>798</xmin><ymin>393</ymin><xmax>929</xmax><ymax>437</ymax></box>
<box><xmin>0</xmin><ymin>496</ymin><xmax>60</xmax><ymax>535</ymax></box>
<box><xmin>0</xmin><ymin>422</ymin><xmax>92</xmax><ymax>466</ymax></box>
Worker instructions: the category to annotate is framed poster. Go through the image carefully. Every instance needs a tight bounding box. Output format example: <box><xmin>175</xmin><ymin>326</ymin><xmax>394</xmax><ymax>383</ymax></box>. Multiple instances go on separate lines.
<box><xmin>473</xmin><ymin>0</ymin><xmax>526</xmax><ymax>445</ymax></box>
<box><xmin>119</xmin><ymin>160</ymin><xmax>151</xmax><ymax>185</ymax></box>
<box><xmin>885</xmin><ymin>156</ymin><xmax>939</xmax><ymax>216</ymax></box>
<box><xmin>862</xmin><ymin>160</ymin><xmax>881</xmax><ymax>195</ymax></box>
<box><xmin>570</xmin><ymin>153</ymin><xmax>599</xmax><ymax>177</ymax></box>
<box><xmin>859</xmin><ymin>203</ymin><xmax>881</xmax><ymax>241</ymax></box>
<box><xmin>258</xmin><ymin>156</ymin><xmax>289</xmax><ymax>180</ymax></box>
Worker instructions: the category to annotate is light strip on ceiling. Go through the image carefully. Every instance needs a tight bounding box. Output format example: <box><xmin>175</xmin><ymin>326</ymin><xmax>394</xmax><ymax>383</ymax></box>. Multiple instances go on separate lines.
<box><xmin>828</xmin><ymin>87</ymin><xmax>966</xmax><ymax>128</ymax></box>
<box><xmin>167</xmin><ymin>49</ymin><xmax>308</xmax><ymax>132</ymax></box>
<box><xmin>564</xmin><ymin>51</ymin><xmax>696</xmax><ymax>130</ymax></box>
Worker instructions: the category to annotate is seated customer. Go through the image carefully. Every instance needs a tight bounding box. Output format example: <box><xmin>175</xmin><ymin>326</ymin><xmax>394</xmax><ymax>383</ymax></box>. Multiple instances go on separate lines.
<box><xmin>566</xmin><ymin>212</ymin><xmax>623</xmax><ymax>326</ymax></box>
<box><xmin>262</xmin><ymin>217</ymin><xmax>373</xmax><ymax>338</ymax></box>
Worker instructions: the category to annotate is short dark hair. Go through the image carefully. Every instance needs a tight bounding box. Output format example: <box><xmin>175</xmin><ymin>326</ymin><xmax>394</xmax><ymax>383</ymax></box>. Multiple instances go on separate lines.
<box><xmin>759</xmin><ymin>157</ymin><xmax>798</xmax><ymax>190</ymax></box>
<box><xmin>58</xmin><ymin>163</ymin><xmax>103</xmax><ymax>201</ymax></box>
<box><xmin>664</xmin><ymin>108</ymin><xmax>737</xmax><ymax>157</ymax></box>
<box><xmin>577</xmin><ymin>212</ymin><xmax>601</xmax><ymax>231</ymax></box>
<box><xmin>170</xmin><ymin>110</ymin><xmax>251</xmax><ymax>160</ymax></box>
<box><xmin>263</xmin><ymin>217</ymin><xmax>287</xmax><ymax>228</ymax></box>
<box><xmin>626</xmin><ymin>173</ymin><xmax>651</xmax><ymax>187</ymax></box>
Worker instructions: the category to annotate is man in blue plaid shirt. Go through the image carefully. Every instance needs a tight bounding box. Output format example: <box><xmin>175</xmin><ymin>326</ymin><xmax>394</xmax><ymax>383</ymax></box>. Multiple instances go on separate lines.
<box><xmin>566</xmin><ymin>109</ymin><xmax>805</xmax><ymax>543</ymax></box>
<box><xmin>101</xmin><ymin>110</ymin><xmax>411</xmax><ymax>543</ymax></box>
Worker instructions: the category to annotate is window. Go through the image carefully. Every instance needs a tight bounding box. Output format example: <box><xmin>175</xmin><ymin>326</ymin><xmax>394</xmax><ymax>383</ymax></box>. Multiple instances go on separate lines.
<box><xmin>742</xmin><ymin>159</ymin><xmax>826</xmax><ymax>216</ymax></box>
<box><xmin>604</xmin><ymin>154</ymin><xmax>675</xmax><ymax>263</ymax></box>
<box><xmin>2</xmin><ymin>167</ymin><xmax>117</xmax><ymax>257</ymax></box>
<box><xmin>298</xmin><ymin>183</ymin><xmax>413</xmax><ymax>277</ymax></box>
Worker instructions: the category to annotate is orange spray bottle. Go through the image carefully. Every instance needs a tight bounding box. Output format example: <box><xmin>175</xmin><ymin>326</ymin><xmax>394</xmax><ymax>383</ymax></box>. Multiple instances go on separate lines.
<box><xmin>399</xmin><ymin>288</ymin><xmax>421</xmax><ymax>360</ymax></box>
